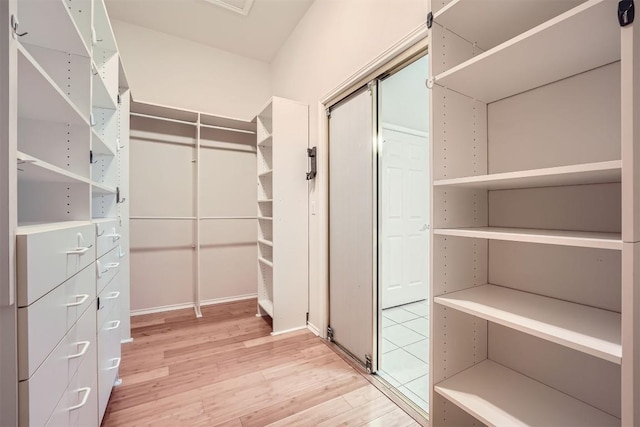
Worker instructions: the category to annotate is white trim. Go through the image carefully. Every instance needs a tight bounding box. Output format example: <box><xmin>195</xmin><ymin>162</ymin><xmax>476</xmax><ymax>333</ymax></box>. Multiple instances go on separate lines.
<box><xmin>270</xmin><ymin>325</ymin><xmax>309</xmax><ymax>336</ymax></box>
<box><xmin>317</xmin><ymin>23</ymin><xmax>429</xmax><ymax>349</ymax></box>
<box><xmin>120</xmin><ymin>338</ymin><xmax>134</xmax><ymax>344</ymax></box>
<box><xmin>130</xmin><ymin>294</ymin><xmax>257</xmax><ymax>316</ymax></box>
<box><xmin>307</xmin><ymin>322</ymin><xmax>321</xmax><ymax>337</ymax></box>
<box><xmin>381</xmin><ymin>122</ymin><xmax>429</xmax><ymax>138</ymax></box>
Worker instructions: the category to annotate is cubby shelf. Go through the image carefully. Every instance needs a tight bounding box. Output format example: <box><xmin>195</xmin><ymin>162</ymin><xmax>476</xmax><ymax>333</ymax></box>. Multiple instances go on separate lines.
<box><xmin>433</xmin><ymin>161</ymin><xmax>621</xmax><ymax>190</ymax></box>
<box><xmin>258</xmin><ymin>135</ymin><xmax>273</xmax><ymax>147</ymax></box>
<box><xmin>258</xmin><ymin>257</ymin><xmax>273</xmax><ymax>268</ymax></box>
<box><xmin>258</xmin><ymin>299</ymin><xmax>274</xmax><ymax>317</ymax></box>
<box><xmin>257</xmin><ymin>199</ymin><xmax>273</xmax><ymax>203</ymax></box>
<box><xmin>435</xmin><ymin>284</ymin><xmax>621</xmax><ymax>363</ymax></box>
<box><xmin>258</xmin><ymin>239</ymin><xmax>273</xmax><ymax>247</ymax></box>
<box><xmin>18</xmin><ymin>45</ymin><xmax>89</xmax><ymax>126</ymax></box>
<box><xmin>435</xmin><ymin>0</ymin><xmax>620</xmax><ymax>103</ymax></box>
<box><xmin>434</xmin><ymin>227</ymin><xmax>622</xmax><ymax>250</ymax></box>
<box><xmin>258</xmin><ymin>170</ymin><xmax>273</xmax><ymax>178</ymax></box>
<box><xmin>92</xmin><ymin>64</ymin><xmax>117</xmax><ymax>110</ymax></box>
<box><xmin>92</xmin><ymin>129</ymin><xmax>116</xmax><ymax>157</ymax></box>
<box><xmin>18</xmin><ymin>0</ymin><xmax>90</xmax><ymax>57</ymax></box>
<box><xmin>258</xmin><ymin>217</ymin><xmax>273</xmax><ymax>221</ymax></box>
<box><xmin>17</xmin><ymin>151</ymin><xmax>90</xmax><ymax>184</ymax></box>
<box><xmin>91</xmin><ymin>182</ymin><xmax>117</xmax><ymax>195</ymax></box>
<box><xmin>433</xmin><ymin>0</ymin><xmax>584</xmax><ymax>51</ymax></box>
<box><xmin>435</xmin><ymin>360</ymin><xmax>620</xmax><ymax>427</ymax></box>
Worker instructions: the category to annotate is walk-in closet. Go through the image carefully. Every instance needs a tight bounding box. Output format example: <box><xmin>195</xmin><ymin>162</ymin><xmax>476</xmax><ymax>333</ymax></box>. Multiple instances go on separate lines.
<box><xmin>1</xmin><ymin>0</ymin><xmax>640</xmax><ymax>426</ymax></box>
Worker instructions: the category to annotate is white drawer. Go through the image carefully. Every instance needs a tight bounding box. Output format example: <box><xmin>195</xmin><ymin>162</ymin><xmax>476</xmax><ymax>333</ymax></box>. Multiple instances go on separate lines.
<box><xmin>19</xmin><ymin>304</ymin><xmax>96</xmax><ymax>427</ymax></box>
<box><xmin>18</xmin><ymin>262</ymin><xmax>96</xmax><ymax>381</ymax></box>
<box><xmin>45</xmin><ymin>340</ymin><xmax>98</xmax><ymax>427</ymax></box>
<box><xmin>95</xmin><ymin>220</ymin><xmax>122</xmax><ymax>258</ymax></box>
<box><xmin>96</xmin><ymin>245</ymin><xmax>122</xmax><ymax>294</ymax></box>
<box><xmin>17</xmin><ymin>222</ymin><xmax>96</xmax><ymax>307</ymax></box>
<box><xmin>97</xmin><ymin>271</ymin><xmax>120</xmax><ymax>329</ymax></box>
<box><xmin>98</xmin><ymin>306</ymin><xmax>122</xmax><ymax>423</ymax></box>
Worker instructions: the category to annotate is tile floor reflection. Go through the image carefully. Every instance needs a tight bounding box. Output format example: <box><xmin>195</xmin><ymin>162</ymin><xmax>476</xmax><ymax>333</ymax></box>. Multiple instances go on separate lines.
<box><xmin>378</xmin><ymin>300</ymin><xmax>430</xmax><ymax>413</ymax></box>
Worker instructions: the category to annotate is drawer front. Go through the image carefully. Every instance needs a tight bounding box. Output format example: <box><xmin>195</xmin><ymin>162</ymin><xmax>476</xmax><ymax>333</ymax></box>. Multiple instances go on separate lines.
<box><xmin>97</xmin><ymin>271</ymin><xmax>121</xmax><ymax>329</ymax></box>
<box><xmin>19</xmin><ymin>304</ymin><xmax>96</xmax><ymax>427</ymax></box>
<box><xmin>45</xmin><ymin>340</ymin><xmax>98</xmax><ymax>427</ymax></box>
<box><xmin>18</xmin><ymin>262</ymin><xmax>96</xmax><ymax>380</ymax></box>
<box><xmin>96</xmin><ymin>245</ymin><xmax>122</xmax><ymax>294</ymax></box>
<box><xmin>96</xmin><ymin>220</ymin><xmax>121</xmax><ymax>258</ymax></box>
<box><xmin>17</xmin><ymin>224</ymin><xmax>96</xmax><ymax>306</ymax></box>
<box><xmin>98</xmin><ymin>305</ymin><xmax>122</xmax><ymax>423</ymax></box>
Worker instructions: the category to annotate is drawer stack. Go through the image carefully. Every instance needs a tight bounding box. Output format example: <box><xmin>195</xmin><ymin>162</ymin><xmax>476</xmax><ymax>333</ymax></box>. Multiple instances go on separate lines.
<box><xmin>17</xmin><ymin>223</ymin><xmax>98</xmax><ymax>427</ymax></box>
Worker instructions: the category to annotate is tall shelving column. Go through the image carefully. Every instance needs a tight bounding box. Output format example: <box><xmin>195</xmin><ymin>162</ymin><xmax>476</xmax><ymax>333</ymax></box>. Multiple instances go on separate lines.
<box><xmin>428</xmin><ymin>0</ymin><xmax>628</xmax><ymax>425</ymax></box>
<box><xmin>256</xmin><ymin>97</ymin><xmax>309</xmax><ymax>335</ymax></box>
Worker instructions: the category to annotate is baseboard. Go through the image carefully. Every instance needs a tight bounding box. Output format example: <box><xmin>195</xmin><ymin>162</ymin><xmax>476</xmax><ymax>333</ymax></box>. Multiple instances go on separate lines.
<box><xmin>130</xmin><ymin>294</ymin><xmax>257</xmax><ymax>317</ymax></box>
<box><xmin>271</xmin><ymin>325</ymin><xmax>309</xmax><ymax>336</ymax></box>
<box><xmin>307</xmin><ymin>322</ymin><xmax>321</xmax><ymax>337</ymax></box>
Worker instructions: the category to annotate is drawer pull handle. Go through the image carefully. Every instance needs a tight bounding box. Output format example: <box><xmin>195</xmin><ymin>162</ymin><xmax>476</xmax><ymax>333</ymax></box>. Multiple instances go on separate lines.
<box><xmin>106</xmin><ymin>291</ymin><xmax>120</xmax><ymax>300</ymax></box>
<box><xmin>66</xmin><ymin>294</ymin><xmax>89</xmax><ymax>307</ymax></box>
<box><xmin>68</xmin><ymin>387</ymin><xmax>91</xmax><ymax>411</ymax></box>
<box><xmin>100</xmin><ymin>262</ymin><xmax>120</xmax><ymax>274</ymax></box>
<box><xmin>118</xmin><ymin>246</ymin><xmax>126</xmax><ymax>258</ymax></box>
<box><xmin>96</xmin><ymin>227</ymin><xmax>105</xmax><ymax>237</ymax></box>
<box><xmin>107</xmin><ymin>357</ymin><xmax>122</xmax><ymax>370</ymax></box>
<box><xmin>68</xmin><ymin>341</ymin><xmax>90</xmax><ymax>359</ymax></box>
<box><xmin>67</xmin><ymin>245</ymin><xmax>92</xmax><ymax>255</ymax></box>
<box><xmin>107</xmin><ymin>232</ymin><xmax>121</xmax><ymax>242</ymax></box>
<box><xmin>105</xmin><ymin>320</ymin><xmax>121</xmax><ymax>331</ymax></box>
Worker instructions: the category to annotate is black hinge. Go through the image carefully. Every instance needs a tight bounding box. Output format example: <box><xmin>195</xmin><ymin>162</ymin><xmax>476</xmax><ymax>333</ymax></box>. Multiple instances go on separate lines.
<box><xmin>327</xmin><ymin>326</ymin><xmax>334</xmax><ymax>342</ymax></box>
<box><xmin>427</xmin><ymin>11</ymin><xmax>433</xmax><ymax>29</ymax></box>
<box><xmin>117</xmin><ymin>93</ymin><xmax>122</xmax><ymax>105</ymax></box>
<box><xmin>306</xmin><ymin>147</ymin><xmax>317</xmax><ymax>180</ymax></box>
<box><xmin>96</xmin><ymin>297</ymin><xmax>101</xmax><ymax>310</ymax></box>
<box><xmin>116</xmin><ymin>186</ymin><xmax>121</xmax><ymax>203</ymax></box>
<box><xmin>619</xmin><ymin>0</ymin><xmax>635</xmax><ymax>26</ymax></box>
<box><xmin>89</xmin><ymin>150</ymin><xmax>94</xmax><ymax>164</ymax></box>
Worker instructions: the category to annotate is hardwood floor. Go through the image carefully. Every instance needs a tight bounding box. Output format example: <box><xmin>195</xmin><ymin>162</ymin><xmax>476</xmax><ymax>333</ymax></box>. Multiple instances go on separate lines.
<box><xmin>102</xmin><ymin>299</ymin><xmax>421</xmax><ymax>427</ymax></box>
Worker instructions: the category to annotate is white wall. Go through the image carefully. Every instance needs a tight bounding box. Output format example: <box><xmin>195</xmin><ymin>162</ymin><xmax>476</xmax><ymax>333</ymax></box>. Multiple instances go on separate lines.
<box><xmin>270</xmin><ymin>0</ymin><xmax>428</xmax><ymax>330</ymax></box>
<box><xmin>112</xmin><ymin>20</ymin><xmax>271</xmax><ymax>121</ymax></box>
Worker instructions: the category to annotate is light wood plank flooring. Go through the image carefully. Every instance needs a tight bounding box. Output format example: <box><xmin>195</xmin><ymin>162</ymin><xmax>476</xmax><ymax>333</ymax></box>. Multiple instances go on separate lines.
<box><xmin>102</xmin><ymin>299</ymin><xmax>420</xmax><ymax>426</ymax></box>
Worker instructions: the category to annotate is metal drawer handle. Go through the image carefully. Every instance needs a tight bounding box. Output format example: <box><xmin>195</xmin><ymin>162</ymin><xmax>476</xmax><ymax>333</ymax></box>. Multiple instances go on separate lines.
<box><xmin>107</xmin><ymin>232</ymin><xmax>121</xmax><ymax>242</ymax></box>
<box><xmin>67</xmin><ymin>245</ymin><xmax>92</xmax><ymax>255</ymax></box>
<box><xmin>105</xmin><ymin>320</ymin><xmax>120</xmax><ymax>331</ymax></box>
<box><xmin>106</xmin><ymin>291</ymin><xmax>120</xmax><ymax>300</ymax></box>
<box><xmin>66</xmin><ymin>294</ymin><xmax>89</xmax><ymax>307</ymax></box>
<box><xmin>96</xmin><ymin>225</ymin><xmax>105</xmax><ymax>237</ymax></box>
<box><xmin>101</xmin><ymin>262</ymin><xmax>120</xmax><ymax>274</ymax></box>
<box><xmin>68</xmin><ymin>341</ymin><xmax>90</xmax><ymax>359</ymax></box>
<box><xmin>68</xmin><ymin>387</ymin><xmax>91</xmax><ymax>411</ymax></box>
<box><xmin>107</xmin><ymin>357</ymin><xmax>121</xmax><ymax>370</ymax></box>
<box><xmin>118</xmin><ymin>246</ymin><xmax>126</xmax><ymax>258</ymax></box>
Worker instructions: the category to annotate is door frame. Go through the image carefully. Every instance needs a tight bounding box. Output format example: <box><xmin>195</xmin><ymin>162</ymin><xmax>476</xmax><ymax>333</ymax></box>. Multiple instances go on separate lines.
<box><xmin>317</xmin><ymin>27</ymin><xmax>428</xmax><ymax>361</ymax></box>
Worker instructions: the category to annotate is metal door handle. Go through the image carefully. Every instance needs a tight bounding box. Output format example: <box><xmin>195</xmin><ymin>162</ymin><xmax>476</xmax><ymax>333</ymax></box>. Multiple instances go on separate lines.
<box><xmin>68</xmin><ymin>387</ymin><xmax>91</xmax><ymax>411</ymax></box>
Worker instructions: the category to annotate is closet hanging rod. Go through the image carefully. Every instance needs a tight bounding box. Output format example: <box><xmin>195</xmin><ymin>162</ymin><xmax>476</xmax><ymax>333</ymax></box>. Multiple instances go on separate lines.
<box><xmin>199</xmin><ymin>123</ymin><xmax>256</xmax><ymax>134</ymax></box>
<box><xmin>131</xmin><ymin>216</ymin><xmax>196</xmax><ymax>220</ymax></box>
<box><xmin>130</xmin><ymin>112</ymin><xmax>197</xmax><ymax>126</ymax></box>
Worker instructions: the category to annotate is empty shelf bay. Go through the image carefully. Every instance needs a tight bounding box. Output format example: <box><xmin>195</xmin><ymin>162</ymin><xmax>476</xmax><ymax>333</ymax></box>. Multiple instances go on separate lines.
<box><xmin>258</xmin><ymin>239</ymin><xmax>273</xmax><ymax>247</ymax></box>
<box><xmin>434</xmin><ymin>227</ymin><xmax>622</xmax><ymax>250</ymax></box>
<box><xmin>92</xmin><ymin>182</ymin><xmax>117</xmax><ymax>195</ymax></box>
<box><xmin>433</xmin><ymin>161</ymin><xmax>621</xmax><ymax>190</ymax></box>
<box><xmin>92</xmin><ymin>129</ymin><xmax>116</xmax><ymax>156</ymax></box>
<box><xmin>17</xmin><ymin>152</ymin><xmax>90</xmax><ymax>184</ymax></box>
<box><xmin>435</xmin><ymin>360</ymin><xmax>620</xmax><ymax>427</ymax></box>
<box><xmin>434</xmin><ymin>0</ymin><xmax>620</xmax><ymax>103</ymax></box>
<box><xmin>92</xmin><ymin>68</ymin><xmax>117</xmax><ymax>110</ymax></box>
<box><xmin>435</xmin><ymin>284</ymin><xmax>621</xmax><ymax>363</ymax></box>
<box><xmin>258</xmin><ymin>299</ymin><xmax>274</xmax><ymax>317</ymax></box>
<box><xmin>258</xmin><ymin>257</ymin><xmax>273</xmax><ymax>268</ymax></box>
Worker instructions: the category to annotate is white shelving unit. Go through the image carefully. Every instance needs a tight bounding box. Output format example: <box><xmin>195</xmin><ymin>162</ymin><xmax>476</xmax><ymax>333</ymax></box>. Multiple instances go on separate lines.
<box><xmin>256</xmin><ymin>97</ymin><xmax>309</xmax><ymax>335</ymax></box>
<box><xmin>428</xmin><ymin>0</ymin><xmax>636</xmax><ymax>424</ymax></box>
<box><xmin>7</xmin><ymin>0</ymin><xmax>131</xmax><ymax>425</ymax></box>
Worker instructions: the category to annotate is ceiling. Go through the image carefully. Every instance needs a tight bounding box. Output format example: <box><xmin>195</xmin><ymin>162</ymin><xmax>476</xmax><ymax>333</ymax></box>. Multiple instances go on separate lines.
<box><xmin>104</xmin><ymin>0</ymin><xmax>315</xmax><ymax>62</ymax></box>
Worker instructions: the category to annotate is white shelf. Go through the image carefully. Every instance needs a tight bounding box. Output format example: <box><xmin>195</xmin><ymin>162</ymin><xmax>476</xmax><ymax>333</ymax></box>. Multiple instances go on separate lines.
<box><xmin>17</xmin><ymin>220</ymin><xmax>93</xmax><ymax>234</ymax></box>
<box><xmin>258</xmin><ymin>217</ymin><xmax>273</xmax><ymax>221</ymax></box>
<box><xmin>433</xmin><ymin>0</ymin><xmax>584</xmax><ymax>51</ymax></box>
<box><xmin>92</xmin><ymin>182</ymin><xmax>117</xmax><ymax>195</ymax></box>
<box><xmin>258</xmin><ymin>299</ymin><xmax>274</xmax><ymax>317</ymax></box>
<box><xmin>435</xmin><ymin>0</ymin><xmax>620</xmax><ymax>103</ymax></box>
<box><xmin>435</xmin><ymin>360</ymin><xmax>620</xmax><ymax>426</ymax></box>
<box><xmin>18</xmin><ymin>45</ymin><xmax>89</xmax><ymax>126</ymax></box>
<box><xmin>258</xmin><ymin>257</ymin><xmax>273</xmax><ymax>268</ymax></box>
<box><xmin>435</xmin><ymin>284</ymin><xmax>621</xmax><ymax>363</ymax></box>
<box><xmin>19</xmin><ymin>0</ymin><xmax>90</xmax><ymax>57</ymax></box>
<box><xmin>434</xmin><ymin>161</ymin><xmax>621</xmax><ymax>190</ymax></box>
<box><xmin>92</xmin><ymin>129</ymin><xmax>116</xmax><ymax>157</ymax></box>
<box><xmin>258</xmin><ymin>170</ymin><xmax>273</xmax><ymax>178</ymax></box>
<box><xmin>17</xmin><ymin>151</ymin><xmax>90</xmax><ymax>184</ymax></box>
<box><xmin>258</xmin><ymin>239</ymin><xmax>273</xmax><ymax>247</ymax></box>
<box><xmin>257</xmin><ymin>199</ymin><xmax>273</xmax><ymax>203</ymax></box>
<box><xmin>258</xmin><ymin>135</ymin><xmax>273</xmax><ymax>147</ymax></box>
<box><xmin>92</xmin><ymin>65</ymin><xmax>117</xmax><ymax>110</ymax></box>
<box><xmin>434</xmin><ymin>227</ymin><xmax>622</xmax><ymax>250</ymax></box>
